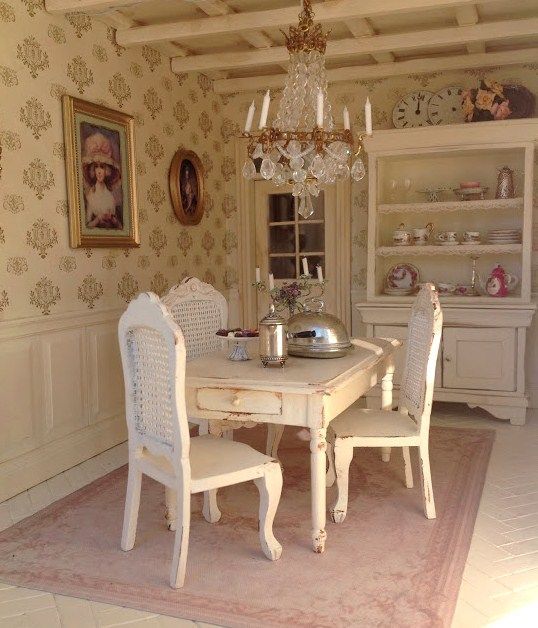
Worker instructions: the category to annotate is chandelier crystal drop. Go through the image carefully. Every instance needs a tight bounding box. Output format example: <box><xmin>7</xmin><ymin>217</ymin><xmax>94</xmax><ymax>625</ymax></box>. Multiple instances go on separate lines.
<box><xmin>242</xmin><ymin>0</ymin><xmax>369</xmax><ymax>218</ymax></box>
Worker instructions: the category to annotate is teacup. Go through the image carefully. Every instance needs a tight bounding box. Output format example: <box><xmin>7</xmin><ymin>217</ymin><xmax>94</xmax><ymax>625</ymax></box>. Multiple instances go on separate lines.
<box><xmin>462</xmin><ymin>231</ymin><xmax>481</xmax><ymax>244</ymax></box>
<box><xmin>454</xmin><ymin>284</ymin><xmax>475</xmax><ymax>296</ymax></box>
<box><xmin>437</xmin><ymin>282</ymin><xmax>456</xmax><ymax>295</ymax></box>
<box><xmin>436</xmin><ymin>231</ymin><xmax>458</xmax><ymax>244</ymax></box>
<box><xmin>393</xmin><ymin>223</ymin><xmax>412</xmax><ymax>246</ymax></box>
<box><xmin>412</xmin><ymin>223</ymin><xmax>434</xmax><ymax>246</ymax></box>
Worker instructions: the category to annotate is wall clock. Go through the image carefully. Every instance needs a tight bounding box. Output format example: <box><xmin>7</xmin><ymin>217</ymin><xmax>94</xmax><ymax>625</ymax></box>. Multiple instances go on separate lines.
<box><xmin>392</xmin><ymin>90</ymin><xmax>434</xmax><ymax>128</ymax></box>
<box><xmin>427</xmin><ymin>86</ymin><xmax>465</xmax><ymax>125</ymax></box>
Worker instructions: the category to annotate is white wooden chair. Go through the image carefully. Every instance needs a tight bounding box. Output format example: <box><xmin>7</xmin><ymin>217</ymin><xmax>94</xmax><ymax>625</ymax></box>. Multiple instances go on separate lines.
<box><xmin>326</xmin><ymin>283</ymin><xmax>443</xmax><ymax>523</ymax></box>
<box><xmin>118</xmin><ymin>292</ymin><xmax>283</xmax><ymax>589</ymax></box>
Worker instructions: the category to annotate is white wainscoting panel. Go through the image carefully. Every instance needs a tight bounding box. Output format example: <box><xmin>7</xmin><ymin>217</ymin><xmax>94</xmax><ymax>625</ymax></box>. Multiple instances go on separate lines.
<box><xmin>0</xmin><ymin>309</ymin><xmax>127</xmax><ymax>501</ymax></box>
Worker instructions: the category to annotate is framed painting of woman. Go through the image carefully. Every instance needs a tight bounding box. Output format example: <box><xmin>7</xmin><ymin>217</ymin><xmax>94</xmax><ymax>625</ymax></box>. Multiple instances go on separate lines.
<box><xmin>169</xmin><ymin>149</ymin><xmax>204</xmax><ymax>225</ymax></box>
<box><xmin>62</xmin><ymin>96</ymin><xmax>139</xmax><ymax>247</ymax></box>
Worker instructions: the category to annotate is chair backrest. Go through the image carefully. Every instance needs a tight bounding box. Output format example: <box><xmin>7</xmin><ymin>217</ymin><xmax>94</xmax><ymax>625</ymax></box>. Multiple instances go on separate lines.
<box><xmin>118</xmin><ymin>292</ymin><xmax>190</xmax><ymax>463</ymax></box>
<box><xmin>398</xmin><ymin>283</ymin><xmax>443</xmax><ymax>432</ymax></box>
<box><xmin>162</xmin><ymin>277</ymin><xmax>228</xmax><ymax>361</ymax></box>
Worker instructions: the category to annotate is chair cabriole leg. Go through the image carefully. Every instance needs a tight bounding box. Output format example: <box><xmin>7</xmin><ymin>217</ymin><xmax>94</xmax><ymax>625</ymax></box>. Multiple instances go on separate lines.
<box><xmin>325</xmin><ymin>432</ymin><xmax>336</xmax><ymax>488</ymax></box>
<box><xmin>330</xmin><ymin>439</ymin><xmax>353</xmax><ymax>524</ymax></box>
<box><xmin>266</xmin><ymin>423</ymin><xmax>285</xmax><ymax>458</ymax></box>
<box><xmin>202</xmin><ymin>489</ymin><xmax>221</xmax><ymax>523</ymax></box>
<box><xmin>254</xmin><ymin>462</ymin><xmax>283</xmax><ymax>561</ymax></box>
<box><xmin>170</xmin><ymin>486</ymin><xmax>191</xmax><ymax>588</ymax></box>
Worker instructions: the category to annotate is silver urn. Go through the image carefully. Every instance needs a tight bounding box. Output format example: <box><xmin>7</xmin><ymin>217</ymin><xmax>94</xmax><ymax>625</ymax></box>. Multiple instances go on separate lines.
<box><xmin>287</xmin><ymin>301</ymin><xmax>351</xmax><ymax>358</ymax></box>
<box><xmin>495</xmin><ymin>166</ymin><xmax>515</xmax><ymax>199</ymax></box>
<box><xmin>259</xmin><ymin>304</ymin><xmax>287</xmax><ymax>367</ymax></box>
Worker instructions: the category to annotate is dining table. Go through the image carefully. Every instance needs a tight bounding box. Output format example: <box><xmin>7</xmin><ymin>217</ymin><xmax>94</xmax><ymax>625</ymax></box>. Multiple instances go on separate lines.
<box><xmin>182</xmin><ymin>336</ymin><xmax>401</xmax><ymax>553</ymax></box>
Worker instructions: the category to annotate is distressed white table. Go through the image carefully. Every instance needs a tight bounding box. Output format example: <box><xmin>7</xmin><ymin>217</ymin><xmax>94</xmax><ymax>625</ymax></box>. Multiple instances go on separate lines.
<box><xmin>184</xmin><ymin>337</ymin><xmax>400</xmax><ymax>553</ymax></box>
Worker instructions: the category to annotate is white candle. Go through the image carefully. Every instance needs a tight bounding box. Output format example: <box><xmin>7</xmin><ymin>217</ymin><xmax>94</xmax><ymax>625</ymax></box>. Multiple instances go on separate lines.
<box><xmin>365</xmin><ymin>97</ymin><xmax>373</xmax><ymax>135</ymax></box>
<box><xmin>302</xmin><ymin>257</ymin><xmax>309</xmax><ymax>276</ymax></box>
<box><xmin>268</xmin><ymin>273</ymin><xmax>275</xmax><ymax>290</ymax></box>
<box><xmin>343</xmin><ymin>106</ymin><xmax>350</xmax><ymax>130</ymax></box>
<box><xmin>317</xmin><ymin>265</ymin><xmax>323</xmax><ymax>283</ymax></box>
<box><xmin>255</xmin><ymin>267</ymin><xmax>261</xmax><ymax>283</ymax></box>
<box><xmin>259</xmin><ymin>90</ymin><xmax>271</xmax><ymax>129</ymax></box>
<box><xmin>244</xmin><ymin>100</ymin><xmax>255</xmax><ymax>133</ymax></box>
<box><xmin>316</xmin><ymin>90</ymin><xmax>324</xmax><ymax>127</ymax></box>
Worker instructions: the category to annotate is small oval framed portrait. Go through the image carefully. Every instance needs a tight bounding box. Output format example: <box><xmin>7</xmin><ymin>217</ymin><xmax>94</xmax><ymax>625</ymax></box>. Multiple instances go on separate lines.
<box><xmin>169</xmin><ymin>149</ymin><xmax>204</xmax><ymax>225</ymax></box>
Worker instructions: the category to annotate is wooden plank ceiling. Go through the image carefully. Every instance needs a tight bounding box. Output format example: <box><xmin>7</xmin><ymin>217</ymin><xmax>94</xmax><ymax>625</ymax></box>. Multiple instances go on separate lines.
<box><xmin>46</xmin><ymin>0</ymin><xmax>538</xmax><ymax>93</ymax></box>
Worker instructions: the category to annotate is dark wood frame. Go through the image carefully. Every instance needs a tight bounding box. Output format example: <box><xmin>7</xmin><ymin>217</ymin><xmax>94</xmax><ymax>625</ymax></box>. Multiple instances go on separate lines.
<box><xmin>169</xmin><ymin>149</ymin><xmax>205</xmax><ymax>225</ymax></box>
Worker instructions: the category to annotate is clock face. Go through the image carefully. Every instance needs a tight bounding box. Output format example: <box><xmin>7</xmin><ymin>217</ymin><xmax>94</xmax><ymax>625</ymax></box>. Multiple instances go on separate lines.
<box><xmin>392</xmin><ymin>91</ymin><xmax>434</xmax><ymax>129</ymax></box>
<box><xmin>427</xmin><ymin>86</ymin><xmax>465</xmax><ymax>125</ymax></box>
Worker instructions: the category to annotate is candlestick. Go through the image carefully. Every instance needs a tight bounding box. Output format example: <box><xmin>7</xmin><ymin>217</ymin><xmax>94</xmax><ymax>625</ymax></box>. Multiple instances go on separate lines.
<box><xmin>316</xmin><ymin>265</ymin><xmax>323</xmax><ymax>283</ymax></box>
<box><xmin>244</xmin><ymin>100</ymin><xmax>255</xmax><ymax>133</ymax></box>
<box><xmin>268</xmin><ymin>273</ymin><xmax>275</xmax><ymax>290</ymax></box>
<box><xmin>259</xmin><ymin>90</ymin><xmax>271</xmax><ymax>129</ymax></box>
<box><xmin>255</xmin><ymin>267</ymin><xmax>261</xmax><ymax>283</ymax></box>
<box><xmin>302</xmin><ymin>257</ymin><xmax>309</xmax><ymax>276</ymax></box>
<box><xmin>343</xmin><ymin>106</ymin><xmax>350</xmax><ymax>130</ymax></box>
<box><xmin>365</xmin><ymin>97</ymin><xmax>373</xmax><ymax>136</ymax></box>
<box><xmin>316</xmin><ymin>90</ymin><xmax>324</xmax><ymax>127</ymax></box>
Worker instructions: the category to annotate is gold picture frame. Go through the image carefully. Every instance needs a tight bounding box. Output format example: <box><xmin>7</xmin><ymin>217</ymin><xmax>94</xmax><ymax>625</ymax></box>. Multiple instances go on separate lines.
<box><xmin>62</xmin><ymin>95</ymin><xmax>139</xmax><ymax>248</ymax></box>
<box><xmin>169</xmin><ymin>149</ymin><xmax>205</xmax><ymax>225</ymax></box>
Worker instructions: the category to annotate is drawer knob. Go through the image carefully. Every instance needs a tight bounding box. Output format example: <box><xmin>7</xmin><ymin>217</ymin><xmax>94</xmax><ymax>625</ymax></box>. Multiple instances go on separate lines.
<box><xmin>232</xmin><ymin>394</ymin><xmax>241</xmax><ymax>407</ymax></box>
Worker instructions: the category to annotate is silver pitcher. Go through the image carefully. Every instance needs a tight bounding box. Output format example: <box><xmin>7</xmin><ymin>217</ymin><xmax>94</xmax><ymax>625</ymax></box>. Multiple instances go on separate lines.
<box><xmin>259</xmin><ymin>304</ymin><xmax>287</xmax><ymax>367</ymax></box>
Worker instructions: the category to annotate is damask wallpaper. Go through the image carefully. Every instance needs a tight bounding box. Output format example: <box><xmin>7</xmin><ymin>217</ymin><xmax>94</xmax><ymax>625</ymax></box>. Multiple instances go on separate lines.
<box><xmin>220</xmin><ymin>64</ymin><xmax>538</xmax><ymax>311</ymax></box>
<box><xmin>0</xmin><ymin>0</ymin><xmax>229</xmax><ymax>320</ymax></box>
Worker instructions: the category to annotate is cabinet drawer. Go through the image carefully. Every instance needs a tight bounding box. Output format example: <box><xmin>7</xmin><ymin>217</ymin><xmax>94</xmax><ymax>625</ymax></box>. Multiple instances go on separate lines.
<box><xmin>442</xmin><ymin>327</ymin><xmax>516</xmax><ymax>391</ymax></box>
<box><xmin>374</xmin><ymin>325</ymin><xmax>442</xmax><ymax>388</ymax></box>
<box><xmin>196</xmin><ymin>388</ymin><xmax>282</xmax><ymax>415</ymax></box>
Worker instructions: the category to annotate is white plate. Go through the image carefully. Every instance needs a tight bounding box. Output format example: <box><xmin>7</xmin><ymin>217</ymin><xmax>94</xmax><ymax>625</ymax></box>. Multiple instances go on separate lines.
<box><xmin>386</xmin><ymin>263</ymin><xmax>420</xmax><ymax>290</ymax></box>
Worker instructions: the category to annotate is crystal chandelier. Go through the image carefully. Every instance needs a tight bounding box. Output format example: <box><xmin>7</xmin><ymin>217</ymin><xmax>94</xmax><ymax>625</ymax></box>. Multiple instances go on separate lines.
<box><xmin>242</xmin><ymin>0</ymin><xmax>370</xmax><ymax>218</ymax></box>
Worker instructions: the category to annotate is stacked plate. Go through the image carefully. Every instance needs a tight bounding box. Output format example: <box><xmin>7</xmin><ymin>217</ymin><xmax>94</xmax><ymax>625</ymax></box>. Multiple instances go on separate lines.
<box><xmin>487</xmin><ymin>229</ymin><xmax>522</xmax><ymax>244</ymax></box>
<box><xmin>384</xmin><ymin>287</ymin><xmax>416</xmax><ymax>296</ymax></box>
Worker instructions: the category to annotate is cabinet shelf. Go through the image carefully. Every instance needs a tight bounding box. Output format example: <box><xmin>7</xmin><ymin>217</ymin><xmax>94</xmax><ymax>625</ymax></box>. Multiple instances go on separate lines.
<box><xmin>378</xmin><ymin>197</ymin><xmax>523</xmax><ymax>214</ymax></box>
<box><xmin>376</xmin><ymin>243</ymin><xmax>522</xmax><ymax>257</ymax></box>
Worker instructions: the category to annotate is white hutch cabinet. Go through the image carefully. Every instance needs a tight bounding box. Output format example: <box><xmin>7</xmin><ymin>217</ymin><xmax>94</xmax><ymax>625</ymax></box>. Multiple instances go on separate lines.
<box><xmin>357</xmin><ymin>120</ymin><xmax>537</xmax><ymax>425</ymax></box>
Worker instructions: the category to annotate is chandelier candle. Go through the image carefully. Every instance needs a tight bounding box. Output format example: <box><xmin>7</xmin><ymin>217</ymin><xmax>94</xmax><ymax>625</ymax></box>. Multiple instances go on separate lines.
<box><xmin>365</xmin><ymin>97</ymin><xmax>373</xmax><ymax>136</ymax></box>
<box><xmin>241</xmin><ymin>0</ymin><xmax>368</xmax><ymax>219</ymax></box>
<box><xmin>245</xmin><ymin>100</ymin><xmax>255</xmax><ymax>133</ymax></box>
<box><xmin>317</xmin><ymin>264</ymin><xmax>323</xmax><ymax>283</ymax></box>
<box><xmin>255</xmin><ymin>266</ymin><xmax>261</xmax><ymax>284</ymax></box>
<box><xmin>302</xmin><ymin>257</ymin><xmax>309</xmax><ymax>276</ymax></box>
<box><xmin>268</xmin><ymin>273</ymin><xmax>275</xmax><ymax>290</ymax></box>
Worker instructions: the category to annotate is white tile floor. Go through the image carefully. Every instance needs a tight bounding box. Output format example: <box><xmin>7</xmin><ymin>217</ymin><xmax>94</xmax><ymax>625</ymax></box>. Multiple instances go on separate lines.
<box><xmin>1</xmin><ymin>404</ymin><xmax>538</xmax><ymax>627</ymax></box>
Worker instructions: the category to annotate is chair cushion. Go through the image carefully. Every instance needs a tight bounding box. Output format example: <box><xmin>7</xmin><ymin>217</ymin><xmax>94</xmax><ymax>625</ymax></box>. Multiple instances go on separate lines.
<box><xmin>330</xmin><ymin>408</ymin><xmax>419</xmax><ymax>439</ymax></box>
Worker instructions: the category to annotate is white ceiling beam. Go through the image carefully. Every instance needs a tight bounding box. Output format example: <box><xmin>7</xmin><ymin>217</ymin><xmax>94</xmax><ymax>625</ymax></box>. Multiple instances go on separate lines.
<box><xmin>171</xmin><ymin>17</ymin><xmax>538</xmax><ymax>73</ymax></box>
<box><xmin>343</xmin><ymin>17</ymin><xmax>395</xmax><ymax>64</ymax></box>
<box><xmin>45</xmin><ymin>0</ymin><xmax>143</xmax><ymax>13</ymax></box>
<box><xmin>455</xmin><ymin>5</ymin><xmax>485</xmax><ymax>54</ymax></box>
<box><xmin>116</xmin><ymin>0</ymin><xmax>504</xmax><ymax>47</ymax></box>
<box><xmin>213</xmin><ymin>47</ymin><xmax>538</xmax><ymax>93</ymax></box>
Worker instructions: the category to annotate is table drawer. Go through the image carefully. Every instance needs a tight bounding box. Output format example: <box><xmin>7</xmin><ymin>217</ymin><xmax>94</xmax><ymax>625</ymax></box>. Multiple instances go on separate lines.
<box><xmin>196</xmin><ymin>388</ymin><xmax>282</xmax><ymax>415</ymax></box>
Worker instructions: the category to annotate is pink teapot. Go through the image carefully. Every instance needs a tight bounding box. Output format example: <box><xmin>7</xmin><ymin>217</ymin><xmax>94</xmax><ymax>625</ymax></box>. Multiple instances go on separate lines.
<box><xmin>479</xmin><ymin>264</ymin><xmax>519</xmax><ymax>297</ymax></box>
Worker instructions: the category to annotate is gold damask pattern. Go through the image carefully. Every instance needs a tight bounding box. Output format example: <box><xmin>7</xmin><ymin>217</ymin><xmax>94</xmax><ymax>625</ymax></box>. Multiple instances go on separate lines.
<box><xmin>108</xmin><ymin>72</ymin><xmax>131</xmax><ymax>107</ymax></box>
<box><xmin>26</xmin><ymin>218</ymin><xmax>58</xmax><ymax>258</ymax></box>
<box><xmin>146</xmin><ymin>182</ymin><xmax>165</xmax><ymax>211</ymax></box>
<box><xmin>22</xmin><ymin>0</ymin><xmax>42</xmax><ymax>17</ymax></box>
<box><xmin>0</xmin><ymin>2</ymin><xmax>15</xmax><ymax>21</ymax></box>
<box><xmin>0</xmin><ymin>291</ymin><xmax>9</xmax><ymax>312</ymax></box>
<box><xmin>47</xmin><ymin>24</ymin><xmax>66</xmax><ymax>44</ymax></box>
<box><xmin>143</xmin><ymin>87</ymin><xmax>162</xmax><ymax>119</ymax></box>
<box><xmin>65</xmin><ymin>12</ymin><xmax>92</xmax><ymax>38</ymax></box>
<box><xmin>7</xmin><ymin>257</ymin><xmax>29</xmax><ymax>276</ymax></box>
<box><xmin>17</xmin><ymin>36</ymin><xmax>49</xmax><ymax>78</ymax></box>
<box><xmin>20</xmin><ymin>97</ymin><xmax>52</xmax><ymax>139</ymax></box>
<box><xmin>30</xmin><ymin>276</ymin><xmax>60</xmax><ymax>315</ymax></box>
<box><xmin>59</xmin><ymin>256</ymin><xmax>76</xmax><ymax>272</ymax></box>
<box><xmin>148</xmin><ymin>226</ymin><xmax>166</xmax><ymax>257</ymax></box>
<box><xmin>145</xmin><ymin>135</ymin><xmax>164</xmax><ymax>165</ymax></box>
<box><xmin>78</xmin><ymin>274</ymin><xmax>103</xmax><ymax>309</ymax></box>
<box><xmin>23</xmin><ymin>158</ymin><xmax>54</xmax><ymax>199</ymax></box>
<box><xmin>3</xmin><ymin>194</ymin><xmax>24</xmax><ymax>213</ymax></box>
<box><xmin>150</xmin><ymin>271</ymin><xmax>168</xmax><ymax>296</ymax></box>
<box><xmin>117</xmin><ymin>273</ymin><xmax>138</xmax><ymax>303</ymax></box>
<box><xmin>142</xmin><ymin>45</ymin><xmax>161</xmax><ymax>72</ymax></box>
<box><xmin>67</xmin><ymin>55</ymin><xmax>93</xmax><ymax>94</ymax></box>
<box><xmin>0</xmin><ymin>65</ymin><xmax>18</xmax><ymax>86</ymax></box>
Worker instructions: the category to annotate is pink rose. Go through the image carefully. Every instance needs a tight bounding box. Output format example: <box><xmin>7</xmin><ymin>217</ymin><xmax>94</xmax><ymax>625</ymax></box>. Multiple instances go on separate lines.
<box><xmin>494</xmin><ymin>100</ymin><xmax>511</xmax><ymax>120</ymax></box>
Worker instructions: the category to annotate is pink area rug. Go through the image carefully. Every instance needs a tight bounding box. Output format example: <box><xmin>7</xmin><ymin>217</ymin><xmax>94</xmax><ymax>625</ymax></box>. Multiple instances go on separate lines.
<box><xmin>0</xmin><ymin>426</ymin><xmax>493</xmax><ymax>627</ymax></box>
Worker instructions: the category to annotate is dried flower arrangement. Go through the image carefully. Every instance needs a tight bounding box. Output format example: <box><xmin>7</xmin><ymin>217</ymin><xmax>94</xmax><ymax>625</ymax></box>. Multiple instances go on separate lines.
<box><xmin>462</xmin><ymin>80</ymin><xmax>535</xmax><ymax>123</ymax></box>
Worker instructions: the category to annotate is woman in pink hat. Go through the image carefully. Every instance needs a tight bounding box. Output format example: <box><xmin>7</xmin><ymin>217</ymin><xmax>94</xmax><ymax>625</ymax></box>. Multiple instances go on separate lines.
<box><xmin>82</xmin><ymin>131</ymin><xmax>122</xmax><ymax>229</ymax></box>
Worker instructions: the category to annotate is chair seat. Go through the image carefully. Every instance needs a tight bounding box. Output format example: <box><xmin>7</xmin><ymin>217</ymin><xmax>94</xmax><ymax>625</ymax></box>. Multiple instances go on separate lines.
<box><xmin>145</xmin><ymin>435</ymin><xmax>275</xmax><ymax>491</ymax></box>
<box><xmin>330</xmin><ymin>407</ymin><xmax>420</xmax><ymax>439</ymax></box>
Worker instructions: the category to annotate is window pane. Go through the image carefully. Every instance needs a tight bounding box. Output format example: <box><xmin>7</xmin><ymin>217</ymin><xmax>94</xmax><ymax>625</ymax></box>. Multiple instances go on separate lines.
<box><xmin>298</xmin><ymin>223</ymin><xmax>324</xmax><ymax>253</ymax></box>
<box><xmin>268</xmin><ymin>194</ymin><xmax>294</xmax><ymax>222</ymax></box>
<box><xmin>270</xmin><ymin>256</ymin><xmax>296</xmax><ymax>279</ymax></box>
<box><xmin>269</xmin><ymin>225</ymin><xmax>295</xmax><ymax>253</ymax></box>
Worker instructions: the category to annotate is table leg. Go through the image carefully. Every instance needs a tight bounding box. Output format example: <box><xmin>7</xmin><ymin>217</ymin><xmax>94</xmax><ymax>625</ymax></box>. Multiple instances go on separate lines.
<box><xmin>310</xmin><ymin>427</ymin><xmax>327</xmax><ymax>553</ymax></box>
<box><xmin>381</xmin><ymin>367</ymin><xmax>395</xmax><ymax>463</ymax></box>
